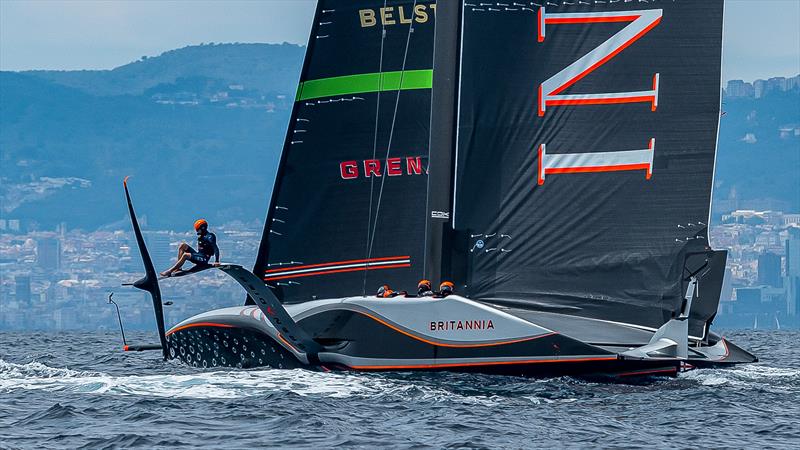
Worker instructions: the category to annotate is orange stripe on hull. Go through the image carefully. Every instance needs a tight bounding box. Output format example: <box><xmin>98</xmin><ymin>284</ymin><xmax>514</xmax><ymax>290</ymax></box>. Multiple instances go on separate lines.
<box><xmin>166</xmin><ymin>322</ymin><xmax>234</xmax><ymax>336</ymax></box>
<box><xmin>350</xmin><ymin>356</ymin><xmax>619</xmax><ymax>370</ymax></box>
<box><xmin>277</xmin><ymin>333</ymin><xmax>299</xmax><ymax>353</ymax></box>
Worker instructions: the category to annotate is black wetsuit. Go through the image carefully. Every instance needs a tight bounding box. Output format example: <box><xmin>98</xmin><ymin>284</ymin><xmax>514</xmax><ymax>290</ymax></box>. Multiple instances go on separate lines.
<box><xmin>189</xmin><ymin>231</ymin><xmax>219</xmax><ymax>264</ymax></box>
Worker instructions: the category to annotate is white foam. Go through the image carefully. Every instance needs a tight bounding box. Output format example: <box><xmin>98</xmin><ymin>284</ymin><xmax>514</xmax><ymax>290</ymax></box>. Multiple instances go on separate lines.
<box><xmin>681</xmin><ymin>364</ymin><xmax>800</xmax><ymax>389</ymax></box>
<box><xmin>0</xmin><ymin>358</ymin><xmax>504</xmax><ymax>403</ymax></box>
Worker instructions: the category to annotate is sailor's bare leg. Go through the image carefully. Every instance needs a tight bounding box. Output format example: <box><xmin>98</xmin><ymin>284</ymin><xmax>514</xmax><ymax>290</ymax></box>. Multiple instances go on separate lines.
<box><xmin>161</xmin><ymin>243</ymin><xmax>191</xmax><ymax>276</ymax></box>
<box><xmin>161</xmin><ymin>254</ymin><xmax>190</xmax><ymax>276</ymax></box>
<box><xmin>177</xmin><ymin>242</ymin><xmax>189</xmax><ymax>258</ymax></box>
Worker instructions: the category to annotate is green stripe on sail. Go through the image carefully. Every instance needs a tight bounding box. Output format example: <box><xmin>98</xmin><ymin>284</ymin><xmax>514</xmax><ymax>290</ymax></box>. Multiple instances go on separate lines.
<box><xmin>296</xmin><ymin>69</ymin><xmax>433</xmax><ymax>101</ymax></box>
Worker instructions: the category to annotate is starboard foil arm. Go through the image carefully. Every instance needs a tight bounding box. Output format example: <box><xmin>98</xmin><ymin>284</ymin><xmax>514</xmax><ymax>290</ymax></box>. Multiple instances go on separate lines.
<box><xmin>122</xmin><ymin>177</ymin><xmax>169</xmax><ymax>360</ymax></box>
<box><xmin>215</xmin><ymin>264</ymin><xmax>323</xmax><ymax>364</ymax></box>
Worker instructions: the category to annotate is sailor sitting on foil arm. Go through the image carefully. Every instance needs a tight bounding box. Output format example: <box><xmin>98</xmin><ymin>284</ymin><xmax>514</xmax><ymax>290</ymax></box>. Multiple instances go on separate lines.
<box><xmin>160</xmin><ymin>219</ymin><xmax>220</xmax><ymax>277</ymax></box>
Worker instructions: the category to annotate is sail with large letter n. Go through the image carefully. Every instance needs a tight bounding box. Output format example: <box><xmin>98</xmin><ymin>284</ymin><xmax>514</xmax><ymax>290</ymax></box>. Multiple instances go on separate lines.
<box><xmin>452</xmin><ymin>0</ymin><xmax>726</xmax><ymax>337</ymax></box>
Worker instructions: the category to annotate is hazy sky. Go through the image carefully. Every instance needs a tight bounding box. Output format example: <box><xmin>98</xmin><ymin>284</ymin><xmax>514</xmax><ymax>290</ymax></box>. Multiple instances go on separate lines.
<box><xmin>1</xmin><ymin>0</ymin><xmax>798</xmax><ymax>82</ymax></box>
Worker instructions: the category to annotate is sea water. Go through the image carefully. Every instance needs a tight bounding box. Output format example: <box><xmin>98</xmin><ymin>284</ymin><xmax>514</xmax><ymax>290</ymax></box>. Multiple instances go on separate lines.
<box><xmin>1</xmin><ymin>330</ymin><xmax>798</xmax><ymax>448</ymax></box>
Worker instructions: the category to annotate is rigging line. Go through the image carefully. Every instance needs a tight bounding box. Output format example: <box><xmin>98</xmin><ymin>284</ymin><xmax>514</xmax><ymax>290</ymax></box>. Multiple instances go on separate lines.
<box><xmin>365</xmin><ymin>0</ymin><xmax>419</xmax><ymax>280</ymax></box>
<box><xmin>362</xmin><ymin>0</ymin><xmax>390</xmax><ymax>297</ymax></box>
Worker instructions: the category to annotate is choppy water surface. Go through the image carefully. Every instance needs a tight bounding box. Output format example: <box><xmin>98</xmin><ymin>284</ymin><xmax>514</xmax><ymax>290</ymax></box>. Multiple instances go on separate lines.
<box><xmin>0</xmin><ymin>330</ymin><xmax>798</xmax><ymax>448</ymax></box>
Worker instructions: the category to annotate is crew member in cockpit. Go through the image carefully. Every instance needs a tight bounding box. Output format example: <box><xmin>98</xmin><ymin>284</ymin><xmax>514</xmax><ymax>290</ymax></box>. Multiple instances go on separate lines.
<box><xmin>417</xmin><ymin>279</ymin><xmax>434</xmax><ymax>297</ymax></box>
<box><xmin>377</xmin><ymin>284</ymin><xmax>397</xmax><ymax>298</ymax></box>
<box><xmin>438</xmin><ymin>281</ymin><xmax>454</xmax><ymax>297</ymax></box>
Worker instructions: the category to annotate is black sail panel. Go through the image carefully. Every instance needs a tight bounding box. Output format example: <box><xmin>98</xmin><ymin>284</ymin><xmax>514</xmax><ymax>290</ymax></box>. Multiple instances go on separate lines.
<box><xmin>454</xmin><ymin>0</ymin><xmax>724</xmax><ymax>335</ymax></box>
<box><xmin>254</xmin><ymin>1</ymin><xmax>437</xmax><ymax>303</ymax></box>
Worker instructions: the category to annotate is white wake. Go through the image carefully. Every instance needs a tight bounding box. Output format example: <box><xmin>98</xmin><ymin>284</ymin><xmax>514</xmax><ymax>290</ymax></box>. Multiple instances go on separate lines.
<box><xmin>681</xmin><ymin>364</ymin><xmax>800</xmax><ymax>391</ymax></box>
<box><xmin>0</xmin><ymin>358</ymin><xmax>509</xmax><ymax>403</ymax></box>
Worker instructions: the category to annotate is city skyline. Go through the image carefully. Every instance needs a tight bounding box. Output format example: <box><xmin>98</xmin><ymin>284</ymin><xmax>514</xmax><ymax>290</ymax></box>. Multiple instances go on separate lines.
<box><xmin>4</xmin><ymin>206</ymin><xmax>800</xmax><ymax>331</ymax></box>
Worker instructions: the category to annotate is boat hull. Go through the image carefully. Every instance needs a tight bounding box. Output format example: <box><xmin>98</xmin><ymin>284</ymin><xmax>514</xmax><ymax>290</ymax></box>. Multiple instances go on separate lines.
<box><xmin>166</xmin><ymin>322</ymin><xmax>682</xmax><ymax>378</ymax></box>
<box><xmin>164</xmin><ymin>295</ymin><xmax>756</xmax><ymax>378</ymax></box>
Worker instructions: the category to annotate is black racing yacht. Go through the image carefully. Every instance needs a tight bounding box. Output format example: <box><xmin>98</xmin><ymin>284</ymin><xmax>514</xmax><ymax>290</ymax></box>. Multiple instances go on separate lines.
<box><xmin>119</xmin><ymin>0</ymin><xmax>756</xmax><ymax>378</ymax></box>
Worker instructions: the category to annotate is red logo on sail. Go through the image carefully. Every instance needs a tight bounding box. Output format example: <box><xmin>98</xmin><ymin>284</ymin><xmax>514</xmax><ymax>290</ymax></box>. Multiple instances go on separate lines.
<box><xmin>340</xmin><ymin>156</ymin><xmax>425</xmax><ymax>179</ymax></box>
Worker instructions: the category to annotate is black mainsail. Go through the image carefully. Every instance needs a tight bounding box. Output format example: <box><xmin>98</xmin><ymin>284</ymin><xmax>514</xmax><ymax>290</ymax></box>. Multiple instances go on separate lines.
<box><xmin>452</xmin><ymin>0</ymin><xmax>726</xmax><ymax>337</ymax></box>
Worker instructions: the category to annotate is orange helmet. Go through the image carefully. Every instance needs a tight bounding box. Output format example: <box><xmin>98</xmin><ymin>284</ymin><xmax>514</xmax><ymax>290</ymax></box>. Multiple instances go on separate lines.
<box><xmin>193</xmin><ymin>219</ymin><xmax>208</xmax><ymax>231</ymax></box>
<box><xmin>439</xmin><ymin>281</ymin><xmax>454</xmax><ymax>296</ymax></box>
<box><xmin>418</xmin><ymin>279</ymin><xmax>431</xmax><ymax>290</ymax></box>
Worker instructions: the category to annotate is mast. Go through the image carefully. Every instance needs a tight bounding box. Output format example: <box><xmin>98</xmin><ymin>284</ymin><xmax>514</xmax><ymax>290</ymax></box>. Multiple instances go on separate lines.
<box><xmin>423</xmin><ymin>0</ymin><xmax>462</xmax><ymax>284</ymax></box>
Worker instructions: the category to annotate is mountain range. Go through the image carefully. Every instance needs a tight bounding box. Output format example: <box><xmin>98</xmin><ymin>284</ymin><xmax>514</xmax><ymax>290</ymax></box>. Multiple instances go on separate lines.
<box><xmin>0</xmin><ymin>43</ymin><xmax>798</xmax><ymax>231</ymax></box>
<box><xmin>1</xmin><ymin>43</ymin><xmax>304</xmax><ymax>230</ymax></box>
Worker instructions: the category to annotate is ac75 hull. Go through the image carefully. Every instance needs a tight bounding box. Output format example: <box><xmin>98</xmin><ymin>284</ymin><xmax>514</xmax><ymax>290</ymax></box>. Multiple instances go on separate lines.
<box><xmin>165</xmin><ymin>295</ymin><xmax>755</xmax><ymax>379</ymax></box>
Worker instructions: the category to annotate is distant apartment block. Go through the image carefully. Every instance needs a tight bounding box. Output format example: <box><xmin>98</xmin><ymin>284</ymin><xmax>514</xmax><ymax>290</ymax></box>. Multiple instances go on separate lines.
<box><xmin>14</xmin><ymin>275</ymin><xmax>31</xmax><ymax>305</ymax></box>
<box><xmin>725</xmin><ymin>74</ymin><xmax>800</xmax><ymax>99</ymax></box>
<box><xmin>36</xmin><ymin>238</ymin><xmax>61</xmax><ymax>271</ymax></box>
<box><xmin>757</xmin><ymin>252</ymin><xmax>782</xmax><ymax>288</ymax></box>
<box><xmin>725</xmin><ymin>79</ymin><xmax>754</xmax><ymax>98</ymax></box>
